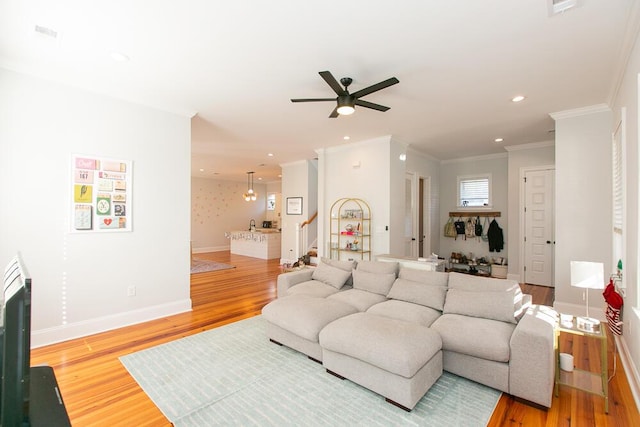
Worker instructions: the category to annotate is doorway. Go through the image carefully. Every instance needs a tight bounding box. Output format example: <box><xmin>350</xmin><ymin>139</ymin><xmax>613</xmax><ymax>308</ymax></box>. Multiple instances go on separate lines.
<box><xmin>404</xmin><ymin>173</ymin><xmax>430</xmax><ymax>258</ymax></box>
<box><xmin>521</xmin><ymin>167</ymin><xmax>555</xmax><ymax>286</ymax></box>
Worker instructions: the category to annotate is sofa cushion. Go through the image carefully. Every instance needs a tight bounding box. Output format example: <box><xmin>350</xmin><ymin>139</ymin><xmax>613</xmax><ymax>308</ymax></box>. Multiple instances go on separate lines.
<box><xmin>286</xmin><ymin>280</ymin><xmax>342</xmax><ymax>298</ymax></box>
<box><xmin>319</xmin><ymin>312</ymin><xmax>442</xmax><ymax>378</ymax></box>
<box><xmin>387</xmin><ymin>278</ymin><xmax>447</xmax><ymax>311</ymax></box>
<box><xmin>366</xmin><ymin>300</ymin><xmax>442</xmax><ymax>327</ymax></box>
<box><xmin>447</xmin><ymin>272</ymin><xmax>524</xmax><ymax>323</ymax></box>
<box><xmin>261</xmin><ymin>295</ymin><xmax>358</xmax><ymax>343</ymax></box>
<box><xmin>356</xmin><ymin>260</ymin><xmax>399</xmax><ymax>275</ymax></box>
<box><xmin>321</xmin><ymin>257</ymin><xmax>357</xmax><ymax>272</ymax></box>
<box><xmin>443</xmin><ymin>288</ymin><xmax>520</xmax><ymax>324</ymax></box>
<box><xmin>328</xmin><ymin>289</ymin><xmax>387</xmax><ymax>311</ymax></box>
<box><xmin>448</xmin><ymin>272</ymin><xmax>516</xmax><ymax>292</ymax></box>
<box><xmin>352</xmin><ymin>269</ymin><xmax>397</xmax><ymax>296</ymax></box>
<box><xmin>431</xmin><ymin>313</ymin><xmax>516</xmax><ymax>362</ymax></box>
<box><xmin>321</xmin><ymin>257</ymin><xmax>357</xmax><ymax>286</ymax></box>
<box><xmin>398</xmin><ymin>268</ymin><xmax>449</xmax><ymax>287</ymax></box>
<box><xmin>312</xmin><ymin>262</ymin><xmax>352</xmax><ymax>289</ymax></box>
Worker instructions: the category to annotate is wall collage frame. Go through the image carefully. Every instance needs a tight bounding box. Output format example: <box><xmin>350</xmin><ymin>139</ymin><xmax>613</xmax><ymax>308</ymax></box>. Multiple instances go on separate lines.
<box><xmin>70</xmin><ymin>154</ymin><xmax>132</xmax><ymax>233</ymax></box>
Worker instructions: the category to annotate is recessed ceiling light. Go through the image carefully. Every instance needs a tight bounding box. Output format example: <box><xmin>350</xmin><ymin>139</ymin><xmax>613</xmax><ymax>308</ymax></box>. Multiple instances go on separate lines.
<box><xmin>110</xmin><ymin>51</ymin><xmax>130</xmax><ymax>62</ymax></box>
<box><xmin>267</xmin><ymin>153</ymin><xmax>274</xmax><ymax>157</ymax></box>
<box><xmin>199</xmin><ymin>168</ymin><xmax>205</xmax><ymax>172</ymax></box>
<box><xmin>343</xmin><ymin>136</ymin><xmax>350</xmax><ymax>140</ymax></box>
<box><xmin>494</xmin><ymin>138</ymin><xmax>504</xmax><ymax>143</ymax></box>
<box><xmin>399</xmin><ymin>153</ymin><xmax>407</xmax><ymax>161</ymax></box>
<box><xmin>258</xmin><ymin>177</ymin><xmax>262</xmax><ymax>180</ymax></box>
<box><xmin>512</xmin><ymin>95</ymin><xmax>526</xmax><ymax>103</ymax></box>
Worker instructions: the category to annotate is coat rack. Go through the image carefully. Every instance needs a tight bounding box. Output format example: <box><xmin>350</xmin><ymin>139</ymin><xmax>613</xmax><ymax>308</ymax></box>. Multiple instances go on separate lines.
<box><xmin>449</xmin><ymin>211</ymin><xmax>501</xmax><ymax>218</ymax></box>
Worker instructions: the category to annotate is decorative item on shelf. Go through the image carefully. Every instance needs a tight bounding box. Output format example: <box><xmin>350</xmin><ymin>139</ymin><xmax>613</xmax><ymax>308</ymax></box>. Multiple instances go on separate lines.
<box><xmin>570</xmin><ymin>261</ymin><xmax>605</xmax><ymax>332</ymax></box>
<box><xmin>243</xmin><ymin>171</ymin><xmax>257</xmax><ymax>201</ymax></box>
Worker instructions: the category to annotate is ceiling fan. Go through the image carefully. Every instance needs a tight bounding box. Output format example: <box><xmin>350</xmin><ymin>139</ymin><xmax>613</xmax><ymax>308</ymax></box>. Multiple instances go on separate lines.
<box><xmin>291</xmin><ymin>71</ymin><xmax>399</xmax><ymax>118</ymax></box>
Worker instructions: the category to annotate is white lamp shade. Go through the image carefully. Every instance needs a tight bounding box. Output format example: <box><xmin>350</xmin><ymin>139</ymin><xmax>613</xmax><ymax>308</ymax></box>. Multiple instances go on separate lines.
<box><xmin>570</xmin><ymin>261</ymin><xmax>604</xmax><ymax>290</ymax></box>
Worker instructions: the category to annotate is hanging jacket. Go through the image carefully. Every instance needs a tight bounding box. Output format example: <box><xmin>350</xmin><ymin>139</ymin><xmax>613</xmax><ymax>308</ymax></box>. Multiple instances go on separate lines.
<box><xmin>487</xmin><ymin>219</ymin><xmax>504</xmax><ymax>252</ymax></box>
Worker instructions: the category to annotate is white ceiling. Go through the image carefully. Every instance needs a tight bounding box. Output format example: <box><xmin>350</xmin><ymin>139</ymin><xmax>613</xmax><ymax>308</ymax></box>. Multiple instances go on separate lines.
<box><xmin>1</xmin><ymin>0</ymin><xmax>637</xmax><ymax>183</ymax></box>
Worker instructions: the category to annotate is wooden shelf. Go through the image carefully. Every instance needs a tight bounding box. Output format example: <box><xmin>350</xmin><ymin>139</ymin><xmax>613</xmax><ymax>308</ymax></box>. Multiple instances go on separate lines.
<box><xmin>449</xmin><ymin>211</ymin><xmax>501</xmax><ymax>217</ymax></box>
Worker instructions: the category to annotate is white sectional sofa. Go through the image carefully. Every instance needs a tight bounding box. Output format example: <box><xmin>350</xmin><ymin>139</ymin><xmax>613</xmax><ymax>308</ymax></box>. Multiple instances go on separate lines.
<box><xmin>261</xmin><ymin>259</ymin><xmax>556</xmax><ymax>411</ymax></box>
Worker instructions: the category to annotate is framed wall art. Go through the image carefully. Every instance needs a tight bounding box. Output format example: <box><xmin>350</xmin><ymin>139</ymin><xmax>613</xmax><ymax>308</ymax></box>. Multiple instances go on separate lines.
<box><xmin>286</xmin><ymin>197</ymin><xmax>303</xmax><ymax>215</ymax></box>
<box><xmin>70</xmin><ymin>154</ymin><xmax>133</xmax><ymax>233</ymax></box>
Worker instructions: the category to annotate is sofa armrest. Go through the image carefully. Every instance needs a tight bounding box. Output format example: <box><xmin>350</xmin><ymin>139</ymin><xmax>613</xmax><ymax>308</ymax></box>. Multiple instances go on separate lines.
<box><xmin>509</xmin><ymin>304</ymin><xmax>557</xmax><ymax>407</ymax></box>
<box><xmin>277</xmin><ymin>269</ymin><xmax>314</xmax><ymax>297</ymax></box>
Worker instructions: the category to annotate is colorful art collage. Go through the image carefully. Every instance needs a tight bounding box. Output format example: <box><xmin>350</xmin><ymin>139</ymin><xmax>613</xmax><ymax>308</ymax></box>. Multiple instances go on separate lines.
<box><xmin>71</xmin><ymin>155</ymin><xmax>132</xmax><ymax>232</ymax></box>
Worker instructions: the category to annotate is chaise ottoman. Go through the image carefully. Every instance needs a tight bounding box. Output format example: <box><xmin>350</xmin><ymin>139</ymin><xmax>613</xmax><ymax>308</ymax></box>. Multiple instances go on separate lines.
<box><xmin>262</xmin><ymin>295</ymin><xmax>359</xmax><ymax>362</ymax></box>
<box><xmin>319</xmin><ymin>312</ymin><xmax>443</xmax><ymax>411</ymax></box>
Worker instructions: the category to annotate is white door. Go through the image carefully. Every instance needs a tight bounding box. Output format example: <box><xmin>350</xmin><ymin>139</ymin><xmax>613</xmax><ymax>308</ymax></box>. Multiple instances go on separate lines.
<box><xmin>524</xmin><ymin>169</ymin><xmax>555</xmax><ymax>286</ymax></box>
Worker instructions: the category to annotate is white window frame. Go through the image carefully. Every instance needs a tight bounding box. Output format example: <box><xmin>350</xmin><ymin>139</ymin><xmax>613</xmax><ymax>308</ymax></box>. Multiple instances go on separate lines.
<box><xmin>457</xmin><ymin>174</ymin><xmax>492</xmax><ymax>209</ymax></box>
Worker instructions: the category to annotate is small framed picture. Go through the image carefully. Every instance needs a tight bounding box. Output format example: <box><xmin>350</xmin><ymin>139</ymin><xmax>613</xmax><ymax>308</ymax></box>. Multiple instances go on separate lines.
<box><xmin>286</xmin><ymin>197</ymin><xmax>303</xmax><ymax>215</ymax></box>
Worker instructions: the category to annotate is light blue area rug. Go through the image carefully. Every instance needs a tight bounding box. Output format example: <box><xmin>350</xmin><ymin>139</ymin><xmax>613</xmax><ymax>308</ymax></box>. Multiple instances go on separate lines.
<box><xmin>120</xmin><ymin>316</ymin><xmax>501</xmax><ymax>426</ymax></box>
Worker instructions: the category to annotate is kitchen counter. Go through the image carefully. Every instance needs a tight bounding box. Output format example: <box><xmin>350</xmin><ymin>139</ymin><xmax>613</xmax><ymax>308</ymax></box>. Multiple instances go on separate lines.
<box><xmin>229</xmin><ymin>230</ymin><xmax>281</xmax><ymax>259</ymax></box>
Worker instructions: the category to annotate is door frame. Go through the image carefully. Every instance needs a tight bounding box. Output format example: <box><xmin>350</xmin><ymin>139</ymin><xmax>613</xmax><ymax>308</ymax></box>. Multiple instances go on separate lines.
<box><xmin>518</xmin><ymin>165</ymin><xmax>555</xmax><ymax>285</ymax></box>
<box><xmin>405</xmin><ymin>172</ymin><xmax>431</xmax><ymax>258</ymax></box>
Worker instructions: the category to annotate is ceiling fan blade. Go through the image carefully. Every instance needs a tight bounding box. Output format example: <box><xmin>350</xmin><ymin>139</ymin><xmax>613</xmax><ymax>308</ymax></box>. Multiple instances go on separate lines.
<box><xmin>329</xmin><ymin>107</ymin><xmax>339</xmax><ymax>118</ymax></box>
<box><xmin>351</xmin><ymin>77</ymin><xmax>399</xmax><ymax>99</ymax></box>
<box><xmin>319</xmin><ymin>71</ymin><xmax>347</xmax><ymax>96</ymax></box>
<box><xmin>355</xmin><ymin>99</ymin><xmax>390</xmax><ymax>112</ymax></box>
<box><xmin>291</xmin><ymin>98</ymin><xmax>336</xmax><ymax>103</ymax></box>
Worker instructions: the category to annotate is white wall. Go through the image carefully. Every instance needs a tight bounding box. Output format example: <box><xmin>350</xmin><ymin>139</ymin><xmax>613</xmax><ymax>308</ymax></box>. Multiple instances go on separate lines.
<box><xmin>505</xmin><ymin>142</ymin><xmax>555</xmax><ymax>280</ymax></box>
<box><xmin>191</xmin><ymin>177</ymin><xmax>268</xmax><ymax>252</ymax></box>
<box><xmin>611</xmin><ymin>19</ymin><xmax>640</xmax><ymax>402</ymax></box>
<box><xmin>281</xmin><ymin>159</ymin><xmax>317</xmax><ymax>262</ymax></box>
<box><xmin>0</xmin><ymin>69</ymin><xmax>192</xmax><ymax>347</ymax></box>
<box><xmin>439</xmin><ymin>154</ymin><xmax>509</xmax><ymax>263</ymax></box>
<box><xmin>318</xmin><ymin>136</ymin><xmax>403</xmax><ymax>258</ymax></box>
<box><xmin>552</xmin><ymin>106</ymin><xmax>613</xmax><ymax>313</ymax></box>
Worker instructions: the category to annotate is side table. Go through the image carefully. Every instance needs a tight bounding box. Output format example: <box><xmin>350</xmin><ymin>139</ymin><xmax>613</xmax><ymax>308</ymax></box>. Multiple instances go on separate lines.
<box><xmin>555</xmin><ymin>316</ymin><xmax>608</xmax><ymax>413</ymax></box>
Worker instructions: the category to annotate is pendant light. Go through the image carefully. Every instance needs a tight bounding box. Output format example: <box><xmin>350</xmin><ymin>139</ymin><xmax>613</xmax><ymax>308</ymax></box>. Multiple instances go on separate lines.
<box><xmin>243</xmin><ymin>171</ymin><xmax>257</xmax><ymax>201</ymax></box>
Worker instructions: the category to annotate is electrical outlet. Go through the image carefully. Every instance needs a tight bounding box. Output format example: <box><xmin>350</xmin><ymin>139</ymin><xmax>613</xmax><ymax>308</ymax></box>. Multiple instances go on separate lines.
<box><xmin>127</xmin><ymin>286</ymin><xmax>136</xmax><ymax>297</ymax></box>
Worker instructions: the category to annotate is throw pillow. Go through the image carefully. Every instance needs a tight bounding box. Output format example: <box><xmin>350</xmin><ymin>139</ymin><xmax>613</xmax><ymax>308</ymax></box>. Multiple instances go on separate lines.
<box><xmin>321</xmin><ymin>257</ymin><xmax>357</xmax><ymax>272</ymax></box>
<box><xmin>352</xmin><ymin>269</ymin><xmax>397</xmax><ymax>296</ymax></box>
<box><xmin>312</xmin><ymin>263</ymin><xmax>352</xmax><ymax>289</ymax></box>
<box><xmin>398</xmin><ymin>268</ymin><xmax>449</xmax><ymax>287</ymax></box>
<box><xmin>387</xmin><ymin>278</ymin><xmax>447</xmax><ymax>311</ymax></box>
<box><xmin>356</xmin><ymin>260</ymin><xmax>398</xmax><ymax>275</ymax></box>
<box><xmin>443</xmin><ymin>288</ymin><xmax>519</xmax><ymax>324</ymax></box>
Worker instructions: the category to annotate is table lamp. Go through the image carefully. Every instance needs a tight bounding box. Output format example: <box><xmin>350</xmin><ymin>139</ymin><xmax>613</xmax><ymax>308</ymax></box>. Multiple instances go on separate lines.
<box><xmin>570</xmin><ymin>261</ymin><xmax>604</xmax><ymax>331</ymax></box>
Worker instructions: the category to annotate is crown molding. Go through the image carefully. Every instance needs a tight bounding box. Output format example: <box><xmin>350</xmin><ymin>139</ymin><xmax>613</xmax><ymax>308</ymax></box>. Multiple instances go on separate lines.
<box><xmin>440</xmin><ymin>152</ymin><xmax>507</xmax><ymax>165</ymax></box>
<box><xmin>503</xmin><ymin>140</ymin><xmax>555</xmax><ymax>152</ymax></box>
<box><xmin>549</xmin><ymin>104</ymin><xmax>611</xmax><ymax>121</ymax></box>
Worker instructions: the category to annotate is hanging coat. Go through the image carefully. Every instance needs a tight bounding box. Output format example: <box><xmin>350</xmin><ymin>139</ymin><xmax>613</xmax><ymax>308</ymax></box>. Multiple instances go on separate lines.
<box><xmin>487</xmin><ymin>219</ymin><xmax>504</xmax><ymax>252</ymax></box>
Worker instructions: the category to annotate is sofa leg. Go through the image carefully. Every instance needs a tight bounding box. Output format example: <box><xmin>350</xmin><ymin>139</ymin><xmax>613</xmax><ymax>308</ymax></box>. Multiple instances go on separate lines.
<box><xmin>385</xmin><ymin>398</ymin><xmax>411</xmax><ymax>412</ymax></box>
<box><xmin>326</xmin><ymin>369</ymin><xmax>346</xmax><ymax>380</ymax></box>
<box><xmin>269</xmin><ymin>339</ymin><xmax>283</xmax><ymax>346</ymax></box>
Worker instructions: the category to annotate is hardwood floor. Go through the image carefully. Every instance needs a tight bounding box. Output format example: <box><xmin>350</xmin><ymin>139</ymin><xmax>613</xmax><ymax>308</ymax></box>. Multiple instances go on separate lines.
<box><xmin>31</xmin><ymin>253</ymin><xmax>639</xmax><ymax>426</ymax></box>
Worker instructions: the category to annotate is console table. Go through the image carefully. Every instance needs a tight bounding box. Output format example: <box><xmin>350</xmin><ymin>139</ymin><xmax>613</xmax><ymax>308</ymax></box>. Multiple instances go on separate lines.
<box><xmin>554</xmin><ymin>316</ymin><xmax>608</xmax><ymax>413</ymax></box>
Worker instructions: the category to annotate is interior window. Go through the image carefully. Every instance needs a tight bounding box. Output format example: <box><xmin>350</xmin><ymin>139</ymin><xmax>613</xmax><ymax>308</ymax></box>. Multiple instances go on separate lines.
<box><xmin>458</xmin><ymin>175</ymin><xmax>491</xmax><ymax>208</ymax></box>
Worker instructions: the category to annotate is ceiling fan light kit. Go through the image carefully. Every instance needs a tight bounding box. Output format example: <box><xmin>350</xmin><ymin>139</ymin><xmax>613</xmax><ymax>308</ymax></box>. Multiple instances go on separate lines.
<box><xmin>291</xmin><ymin>71</ymin><xmax>399</xmax><ymax>118</ymax></box>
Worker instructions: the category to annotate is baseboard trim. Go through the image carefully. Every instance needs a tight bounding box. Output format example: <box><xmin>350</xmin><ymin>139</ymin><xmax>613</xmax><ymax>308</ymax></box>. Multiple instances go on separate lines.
<box><xmin>193</xmin><ymin>245</ymin><xmax>229</xmax><ymax>253</ymax></box>
<box><xmin>507</xmin><ymin>273</ymin><xmax>521</xmax><ymax>282</ymax></box>
<box><xmin>31</xmin><ymin>299</ymin><xmax>192</xmax><ymax>348</ymax></box>
<box><xmin>617</xmin><ymin>335</ymin><xmax>640</xmax><ymax>411</ymax></box>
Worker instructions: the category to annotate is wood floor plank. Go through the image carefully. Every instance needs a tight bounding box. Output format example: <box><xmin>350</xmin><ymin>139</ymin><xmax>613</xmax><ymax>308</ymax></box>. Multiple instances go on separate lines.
<box><xmin>30</xmin><ymin>254</ymin><xmax>639</xmax><ymax>426</ymax></box>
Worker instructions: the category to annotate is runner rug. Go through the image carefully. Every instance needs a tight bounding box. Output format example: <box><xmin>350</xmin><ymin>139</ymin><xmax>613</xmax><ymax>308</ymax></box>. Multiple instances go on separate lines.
<box><xmin>120</xmin><ymin>316</ymin><xmax>501</xmax><ymax>426</ymax></box>
<box><xmin>190</xmin><ymin>259</ymin><xmax>235</xmax><ymax>274</ymax></box>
